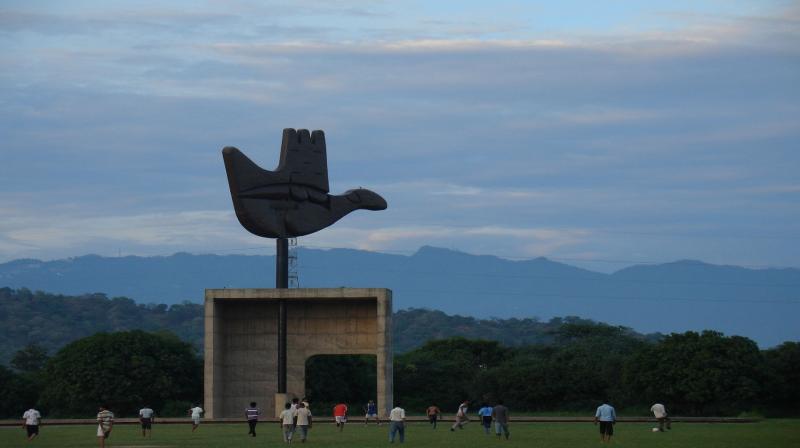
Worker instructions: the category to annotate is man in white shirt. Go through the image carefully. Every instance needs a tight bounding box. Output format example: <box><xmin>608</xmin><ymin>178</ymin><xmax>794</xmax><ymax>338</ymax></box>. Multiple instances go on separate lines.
<box><xmin>22</xmin><ymin>408</ymin><xmax>42</xmax><ymax>441</ymax></box>
<box><xmin>139</xmin><ymin>405</ymin><xmax>155</xmax><ymax>438</ymax></box>
<box><xmin>389</xmin><ymin>403</ymin><xmax>406</xmax><ymax>443</ymax></box>
<box><xmin>294</xmin><ymin>402</ymin><xmax>312</xmax><ymax>443</ymax></box>
<box><xmin>450</xmin><ymin>400</ymin><xmax>470</xmax><ymax>431</ymax></box>
<box><xmin>650</xmin><ymin>403</ymin><xmax>671</xmax><ymax>432</ymax></box>
<box><xmin>188</xmin><ymin>404</ymin><xmax>203</xmax><ymax>432</ymax></box>
<box><xmin>279</xmin><ymin>402</ymin><xmax>297</xmax><ymax>443</ymax></box>
<box><xmin>96</xmin><ymin>405</ymin><xmax>114</xmax><ymax>448</ymax></box>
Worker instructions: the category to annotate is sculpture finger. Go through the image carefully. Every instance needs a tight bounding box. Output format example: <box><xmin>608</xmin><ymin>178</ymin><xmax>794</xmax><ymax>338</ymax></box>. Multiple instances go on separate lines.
<box><xmin>281</xmin><ymin>128</ymin><xmax>298</xmax><ymax>152</ymax></box>
<box><xmin>311</xmin><ymin>130</ymin><xmax>326</xmax><ymax>149</ymax></box>
<box><xmin>296</xmin><ymin>129</ymin><xmax>312</xmax><ymax>145</ymax></box>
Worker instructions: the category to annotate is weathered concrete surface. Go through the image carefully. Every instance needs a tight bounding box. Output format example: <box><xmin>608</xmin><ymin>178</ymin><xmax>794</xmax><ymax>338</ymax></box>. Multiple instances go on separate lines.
<box><xmin>204</xmin><ymin>288</ymin><xmax>392</xmax><ymax>419</ymax></box>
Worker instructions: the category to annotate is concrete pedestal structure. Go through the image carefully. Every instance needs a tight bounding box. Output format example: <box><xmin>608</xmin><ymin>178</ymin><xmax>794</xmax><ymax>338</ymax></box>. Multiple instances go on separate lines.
<box><xmin>204</xmin><ymin>288</ymin><xmax>392</xmax><ymax>419</ymax></box>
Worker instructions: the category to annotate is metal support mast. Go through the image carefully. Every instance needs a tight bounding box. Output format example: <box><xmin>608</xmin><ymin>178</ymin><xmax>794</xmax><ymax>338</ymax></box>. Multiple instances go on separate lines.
<box><xmin>276</xmin><ymin>238</ymin><xmax>288</xmax><ymax>393</ymax></box>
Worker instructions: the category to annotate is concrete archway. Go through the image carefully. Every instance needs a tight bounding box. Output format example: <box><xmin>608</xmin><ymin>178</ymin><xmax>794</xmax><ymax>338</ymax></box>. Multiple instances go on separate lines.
<box><xmin>204</xmin><ymin>288</ymin><xmax>392</xmax><ymax>418</ymax></box>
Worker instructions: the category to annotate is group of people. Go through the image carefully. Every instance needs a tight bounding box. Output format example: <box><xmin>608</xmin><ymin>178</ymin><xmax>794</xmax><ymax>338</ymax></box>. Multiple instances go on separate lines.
<box><xmin>273</xmin><ymin>398</ymin><xmax>404</xmax><ymax>443</ymax></box>
<box><xmin>17</xmin><ymin>399</ymin><xmax>671</xmax><ymax>445</ymax></box>
<box><xmin>276</xmin><ymin>397</ymin><xmax>313</xmax><ymax>443</ymax></box>
<box><xmin>420</xmin><ymin>400</ymin><xmax>511</xmax><ymax>439</ymax></box>
<box><xmin>594</xmin><ymin>401</ymin><xmax>672</xmax><ymax>443</ymax></box>
<box><xmin>19</xmin><ymin>403</ymin><xmax>197</xmax><ymax>446</ymax></box>
<box><xmin>25</xmin><ymin>404</ymin><xmax>119</xmax><ymax>448</ymax></box>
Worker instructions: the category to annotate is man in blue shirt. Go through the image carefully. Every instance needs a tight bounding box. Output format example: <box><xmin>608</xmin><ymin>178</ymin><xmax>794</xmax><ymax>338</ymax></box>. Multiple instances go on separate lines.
<box><xmin>364</xmin><ymin>400</ymin><xmax>380</xmax><ymax>425</ymax></box>
<box><xmin>478</xmin><ymin>404</ymin><xmax>493</xmax><ymax>434</ymax></box>
<box><xmin>594</xmin><ymin>401</ymin><xmax>616</xmax><ymax>443</ymax></box>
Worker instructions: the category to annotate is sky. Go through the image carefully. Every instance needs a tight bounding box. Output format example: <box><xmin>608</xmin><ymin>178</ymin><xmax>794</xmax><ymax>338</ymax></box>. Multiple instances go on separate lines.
<box><xmin>1</xmin><ymin>0</ymin><xmax>798</xmax><ymax>273</ymax></box>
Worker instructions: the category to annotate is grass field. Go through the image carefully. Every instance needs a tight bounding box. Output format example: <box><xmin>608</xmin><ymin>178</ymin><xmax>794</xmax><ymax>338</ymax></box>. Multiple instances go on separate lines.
<box><xmin>1</xmin><ymin>420</ymin><xmax>798</xmax><ymax>448</ymax></box>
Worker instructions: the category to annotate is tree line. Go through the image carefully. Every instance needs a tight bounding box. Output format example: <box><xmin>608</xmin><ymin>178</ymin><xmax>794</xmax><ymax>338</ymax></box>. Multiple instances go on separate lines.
<box><xmin>2</xmin><ymin>326</ymin><xmax>796</xmax><ymax>419</ymax></box>
<box><xmin>0</xmin><ymin>287</ymin><xmax>654</xmax><ymax>364</ymax></box>
<box><xmin>0</xmin><ymin>331</ymin><xmax>201</xmax><ymax>419</ymax></box>
<box><xmin>394</xmin><ymin>327</ymin><xmax>799</xmax><ymax>417</ymax></box>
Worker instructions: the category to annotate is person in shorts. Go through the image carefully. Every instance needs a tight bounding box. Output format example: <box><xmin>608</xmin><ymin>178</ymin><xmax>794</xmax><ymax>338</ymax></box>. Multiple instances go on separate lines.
<box><xmin>426</xmin><ymin>404</ymin><xmax>441</xmax><ymax>429</ymax></box>
<box><xmin>450</xmin><ymin>400</ymin><xmax>470</xmax><ymax>431</ymax></box>
<box><xmin>188</xmin><ymin>404</ymin><xmax>203</xmax><ymax>432</ymax></box>
<box><xmin>279</xmin><ymin>402</ymin><xmax>297</xmax><ymax>443</ymax></box>
<box><xmin>96</xmin><ymin>405</ymin><xmax>114</xmax><ymax>448</ymax></box>
<box><xmin>492</xmin><ymin>400</ymin><xmax>510</xmax><ymax>439</ymax></box>
<box><xmin>594</xmin><ymin>400</ymin><xmax>616</xmax><ymax>443</ymax></box>
<box><xmin>364</xmin><ymin>399</ymin><xmax>380</xmax><ymax>425</ymax></box>
<box><xmin>22</xmin><ymin>407</ymin><xmax>42</xmax><ymax>441</ymax></box>
<box><xmin>139</xmin><ymin>405</ymin><xmax>155</xmax><ymax>438</ymax></box>
<box><xmin>333</xmin><ymin>402</ymin><xmax>348</xmax><ymax>432</ymax></box>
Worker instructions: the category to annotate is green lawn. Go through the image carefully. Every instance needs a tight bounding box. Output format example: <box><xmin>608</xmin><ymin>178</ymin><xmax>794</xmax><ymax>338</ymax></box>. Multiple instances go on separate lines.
<box><xmin>1</xmin><ymin>420</ymin><xmax>798</xmax><ymax>448</ymax></box>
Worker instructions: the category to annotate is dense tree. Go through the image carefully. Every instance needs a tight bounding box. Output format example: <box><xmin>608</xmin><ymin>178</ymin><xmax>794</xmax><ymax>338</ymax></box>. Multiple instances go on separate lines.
<box><xmin>39</xmin><ymin>330</ymin><xmax>202</xmax><ymax>417</ymax></box>
<box><xmin>472</xmin><ymin>323</ymin><xmax>647</xmax><ymax>412</ymax></box>
<box><xmin>11</xmin><ymin>343</ymin><xmax>49</xmax><ymax>373</ymax></box>
<box><xmin>761</xmin><ymin>341</ymin><xmax>800</xmax><ymax>415</ymax></box>
<box><xmin>395</xmin><ymin>338</ymin><xmax>510</xmax><ymax>411</ymax></box>
<box><xmin>392</xmin><ymin>309</ymin><xmax>640</xmax><ymax>353</ymax></box>
<box><xmin>0</xmin><ymin>365</ymin><xmax>39</xmax><ymax>418</ymax></box>
<box><xmin>1</xmin><ymin>288</ymin><xmax>797</xmax><ymax>416</ymax></box>
<box><xmin>622</xmin><ymin>331</ymin><xmax>764</xmax><ymax>415</ymax></box>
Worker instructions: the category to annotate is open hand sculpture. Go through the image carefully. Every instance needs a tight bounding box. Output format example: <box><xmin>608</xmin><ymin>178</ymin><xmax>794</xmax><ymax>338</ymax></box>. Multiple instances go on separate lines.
<box><xmin>222</xmin><ymin>128</ymin><xmax>387</xmax><ymax>239</ymax></box>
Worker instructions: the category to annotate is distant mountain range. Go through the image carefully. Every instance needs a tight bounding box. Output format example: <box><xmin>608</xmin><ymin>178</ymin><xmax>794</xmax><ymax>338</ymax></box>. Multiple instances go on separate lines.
<box><xmin>1</xmin><ymin>246</ymin><xmax>798</xmax><ymax>347</ymax></box>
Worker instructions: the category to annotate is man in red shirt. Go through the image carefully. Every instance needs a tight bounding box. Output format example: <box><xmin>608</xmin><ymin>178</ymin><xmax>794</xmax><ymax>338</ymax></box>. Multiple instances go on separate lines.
<box><xmin>333</xmin><ymin>403</ymin><xmax>348</xmax><ymax>432</ymax></box>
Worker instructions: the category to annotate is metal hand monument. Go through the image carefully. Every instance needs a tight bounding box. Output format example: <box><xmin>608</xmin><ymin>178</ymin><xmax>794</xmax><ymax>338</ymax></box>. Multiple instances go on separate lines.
<box><xmin>222</xmin><ymin>128</ymin><xmax>387</xmax><ymax>394</ymax></box>
<box><xmin>223</xmin><ymin>128</ymin><xmax>387</xmax><ymax>239</ymax></box>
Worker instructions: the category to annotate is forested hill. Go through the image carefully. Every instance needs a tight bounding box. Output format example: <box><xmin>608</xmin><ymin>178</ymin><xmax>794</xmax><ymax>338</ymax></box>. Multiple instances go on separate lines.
<box><xmin>2</xmin><ymin>247</ymin><xmax>799</xmax><ymax>346</ymax></box>
<box><xmin>0</xmin><ymin>288</ymin><xmax>203</xmax><ymax>365</ymax></box>
<box><xmin>0</xmin><ymin>287</ymin><xmax>657</xmax><ymax>364</ymax></box>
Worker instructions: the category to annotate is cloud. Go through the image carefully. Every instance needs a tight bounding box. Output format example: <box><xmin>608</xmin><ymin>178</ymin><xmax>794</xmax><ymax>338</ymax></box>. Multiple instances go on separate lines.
<box><xmin>296</xmin><ymin>224</ymin><xmax>591</xmax><ymax>259</ymax></box>
<box><xmin>0</xmin><ymin>207</ymin><xmax>245</xmax><ymax>259</ymax></box>
<box><xmin>0</xmin><ymin>1</ymin><xmax>798</xmax><ymax>272</ymax></box>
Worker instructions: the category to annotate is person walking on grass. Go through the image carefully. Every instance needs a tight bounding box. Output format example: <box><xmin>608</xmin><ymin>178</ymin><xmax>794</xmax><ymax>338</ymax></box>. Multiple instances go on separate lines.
<box><xmin>279</xmin><ymin>402</ymin><xmax>296</xmax><ymax>443</ymax></box>
<box><xmin>450</xmin><ymin>400</ymin><xmax>470</xmax><ymax>431</ymax></box>
<box><xmin>478</xmin><ymin>403</ymin><xmax>493</xmax><ymax>434</ymax></box>
<box><xmin>22</xmin><ymin>407</ymin><xmax>42</xmax><ymax>441</ymax></box>
<box><xmin>651</xmin><ymin>402</ymin><xmax>671</xmax><ymax>432</ymax></box>
<box><xmin>96</xmin><ymin>405</ymin><xmax>113</xmax><ymax>448</ymax></box>
<box><xmin>594</xmin><ymin>400</ymin><xmax>616</xmax><ymax>443</ymax></box>
<box><xmin>139</xmin><ymin>405</ymin><xmax>154</xmax><ymax>438</ymax></box>
<box><xmin>245</xmin><ymin>401</ymin><xmax>261</xmax><ymax>437</ymax></box>
<box><xmin>294</xmin><ymin>402</ymin><xmax>312</xmax><ymax>443</ymax></box>
<box><xmin>492</xmin><ymin>400</ymin><xmax>510</xmax><ymax>440</ymax></box>
<box><xmin>189</xmin><ymin>404</ymin><xmax>204</xmax><ymax>432</ymax></box>
<box><xmin>389</xmin><ymin>402</ymin><xmax>406</xmax><ymax>443</ymax></box>
<box><xmin>333</xmin><ymin>402</ymin><xmax>348</xmax><ymax>432</ymax></box>
<box><xmin>364</xmin><ymin>399</ymin><xmax>380</xmax><ymax>425</ymax></box>
<box><xmin>426</xmin><ymin>404</ymin><xmax>441</xmax><ymax>429</ymax></box>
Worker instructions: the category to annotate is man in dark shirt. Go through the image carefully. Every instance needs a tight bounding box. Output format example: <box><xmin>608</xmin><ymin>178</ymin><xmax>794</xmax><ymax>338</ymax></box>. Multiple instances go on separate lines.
<box><xmin>492</xmin><ymin>400</ymin><xmax>510</xmax><ymax>439</ymax></box>
<box><xmin>245</xmin><ymin>402</ymin><xmax>260</xmax><ymax>437</ymax></box>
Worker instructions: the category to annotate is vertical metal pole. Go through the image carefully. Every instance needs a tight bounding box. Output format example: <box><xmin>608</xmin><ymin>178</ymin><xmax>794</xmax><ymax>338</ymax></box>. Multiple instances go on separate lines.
<box><xmin>276</xmin><ymin>238</ymin><xmax>289</xmax><ymax>287</ymax></box>
<box><xmin>276</xmin><ymin>238</ymin><xmax>288</xmax><ymax>393</ymax></box>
